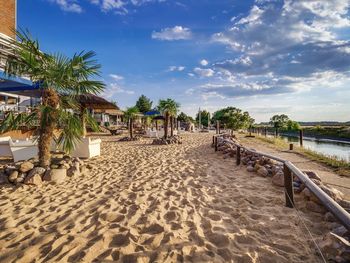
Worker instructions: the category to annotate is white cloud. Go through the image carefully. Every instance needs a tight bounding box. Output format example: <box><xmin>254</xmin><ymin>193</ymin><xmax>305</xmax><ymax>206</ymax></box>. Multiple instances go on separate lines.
<box><xmin>152</xmin><ymin>26</ymin><xmax>192</xmax><ymax>41</ymax></box>
<box><xmin>193</xmin><ymin>67</ymin><xmax>215</xmax><ymax>77</ymax></box>
<box><xmin>109</xmin><ymin>74</ymin><xmax>124</xmax><ymax>81</ymax></box>
<box><xmin>103</xmin><ymin>83</ymin><xmax>135</xmax><ymax>97</ymax></box>
<box><xmin>49</xmin><ymin>0</ymin><xmax>83</xmax><ymax>13</ymax></box>
<box><xmin>200</xmin><ymin>59</ymin><xmax>209</xmax><ymax>66</ymax></box>
<box><xmin>168</xmin><ymin>66</ymin><xmax>185</xmax><ymax>72</ymax></box>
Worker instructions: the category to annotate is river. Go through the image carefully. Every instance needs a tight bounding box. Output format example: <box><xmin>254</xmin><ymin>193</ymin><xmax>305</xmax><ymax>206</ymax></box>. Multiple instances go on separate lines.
<box><xmin>276</xmin><ymin>134</ymin><xmax>350</xmax><ymax>162</ymax></box>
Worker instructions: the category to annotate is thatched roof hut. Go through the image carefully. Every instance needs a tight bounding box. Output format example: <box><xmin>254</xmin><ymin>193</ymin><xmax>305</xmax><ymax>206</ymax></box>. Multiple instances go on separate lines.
<box><xmin>75</xmin><ymin>94</ymin><xmax>119</xmax><ymax>110</ymax></box>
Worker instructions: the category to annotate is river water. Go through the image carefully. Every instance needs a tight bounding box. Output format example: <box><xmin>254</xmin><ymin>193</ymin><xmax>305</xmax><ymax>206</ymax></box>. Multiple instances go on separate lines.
<box><xmin>277</xmin><ymin>135</ymin><xmax>350</xmax><ymax>162</ymax></box>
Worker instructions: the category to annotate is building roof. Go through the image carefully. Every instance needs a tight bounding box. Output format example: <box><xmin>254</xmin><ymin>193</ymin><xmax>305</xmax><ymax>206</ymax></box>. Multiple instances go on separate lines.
<box><xmin>76</xmin><ymin>94</ymin><xmax>119</xmax><ymax>110</ymax></box>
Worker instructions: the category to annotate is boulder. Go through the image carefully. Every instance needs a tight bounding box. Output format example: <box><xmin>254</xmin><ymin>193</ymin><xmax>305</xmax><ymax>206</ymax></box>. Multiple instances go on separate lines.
<box><xmin>306</xmin><ymin>201</ymin><xmax>326</xmax><ymax>214</ymax></box>
<box><xmin>5</xmin><ymin>165</ymin><xmax>16</xmax><ymax>175</ymax></box>
<box><xmin>27</xmin><ymin>167</ymin><xmax>46</xmax><ymax>178</ymax></box>
<box><xmin>19</xmin><ymin>161</ymin><xmax>34</xmax><ymax>173</ymax></box>
<box><xmin>320</xmin><ymin>185</ymin><xmax>344</xmax><ymax>202</ymax></box>
<box><xmin>303</xmin><ymin>170</ymin><xmax>322</xmax><ymax>181</ymax></box>
<box><xmin>67</xmin><ymin>163</ymin><xmax>80</xmax><ymax>177</ymax></box>
<box><xmin>43</xmin><ymin>169</ymin><xmax>67</xmax><ymax>183</ymax></box>
<box><xmin>272</xmin><ymin>172</ymin><xmax>284</xmax><ymax>187</ymax></box>
<box><xmin>24</xmin><ymin>174</ymin><xmax>42</xmax><ymax>186</ymax></box>
<box><xmin>0</xmin><ymin>172</ymin><xmax>9</xmax><ymax>184</ymax></box>
<box><xmin>80</xmin><ymin>165</ymin><xmax>87</xmax><ymax>175</ymax></box>
<box><xmin>15</xmin><ymin>173</ymin><xmax>26</xmax><ymax>184</ymax></box>
<box><xmin>257</xmin><ymin>167</ymin><xmax>268</xmax><ymax>177</ymax></box>
<box><xmin>246</xmin><ymin>166</ymin><xmax>254</xmax><ymax>173</ymax></box>
<box><xmin>319</xmin><ymin>232</ymin><xmax>350</xmax><ymax>262</ymax></box>
<box><xmin>8</xmin><ymin>171</ymin><xmax>19</xmax><ymax>183</ymax></box>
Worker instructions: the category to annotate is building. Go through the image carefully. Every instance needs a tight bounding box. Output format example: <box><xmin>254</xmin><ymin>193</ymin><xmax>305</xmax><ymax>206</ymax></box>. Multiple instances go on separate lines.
<box><xmin>0</xmin><ymin>0</ymin><xmax>40</xmax><ymax>118</ymax></box>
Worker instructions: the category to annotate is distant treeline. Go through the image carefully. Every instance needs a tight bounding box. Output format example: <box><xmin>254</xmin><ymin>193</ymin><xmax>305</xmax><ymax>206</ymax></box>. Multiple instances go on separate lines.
<box><xmin>260</xmin><ymin>121</ymin><xmax>350</xmax><ymax>127</ymax></box>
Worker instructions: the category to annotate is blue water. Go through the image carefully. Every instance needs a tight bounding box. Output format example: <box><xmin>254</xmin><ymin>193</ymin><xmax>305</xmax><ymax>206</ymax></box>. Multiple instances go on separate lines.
<box><xmin>279</xmin><ymin>135</ymin><xmax>350</xmax><ymax>162</ymax></box>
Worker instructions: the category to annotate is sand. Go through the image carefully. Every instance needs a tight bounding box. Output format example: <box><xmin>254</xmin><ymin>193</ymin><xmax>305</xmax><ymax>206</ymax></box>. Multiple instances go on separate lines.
<box><xmin>0</xmin><ymin>133</ymin><xmax>328</xmax><ymax>262</ymax></box>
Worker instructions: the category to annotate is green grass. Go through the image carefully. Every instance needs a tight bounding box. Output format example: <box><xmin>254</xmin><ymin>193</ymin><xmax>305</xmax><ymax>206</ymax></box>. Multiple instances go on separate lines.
<box><xmin>254</xmin><ymin>135</ymin><xmax>350</xmax><ymax>177</ymax></box>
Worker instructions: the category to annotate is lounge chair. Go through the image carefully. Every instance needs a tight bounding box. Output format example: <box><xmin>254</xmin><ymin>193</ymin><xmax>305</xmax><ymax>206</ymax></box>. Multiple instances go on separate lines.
<box><xmin>72</xmin><ymin>137</ymin><xmax>101</xmax><ymax>159</ymax></box>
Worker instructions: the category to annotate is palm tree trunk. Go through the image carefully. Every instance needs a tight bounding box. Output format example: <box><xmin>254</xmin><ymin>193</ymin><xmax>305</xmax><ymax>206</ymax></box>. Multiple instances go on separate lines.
<box><xmin>130</xmin><ymin>118</ymin><xmax>133</xmax><ymax>139</ymax></box>
<box><xmin>38</xmin><ymin>88</ymin><xmax>59</xmax><ymax>167</ymax></box>
<box><xmin>164</xmin><ymin>112</ymin><xmax>169</xmax><ymax>138</ymax></box>
<box><xmin>170</xmin><ymin>116</ymin><xmax>174</xmax><ymax>137</ymax></box>
<box><xmin>81</xmin><ymin>107</ymin><xmax>87</xmax><ymax>138</ymax></box>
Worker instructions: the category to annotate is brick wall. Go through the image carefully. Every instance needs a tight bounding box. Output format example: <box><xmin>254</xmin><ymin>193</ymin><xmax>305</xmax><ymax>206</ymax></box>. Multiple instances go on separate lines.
<box><xmin>0</xmin><ymin>0</ymin><xmax>16</xmax><ymax>38</ymax></box>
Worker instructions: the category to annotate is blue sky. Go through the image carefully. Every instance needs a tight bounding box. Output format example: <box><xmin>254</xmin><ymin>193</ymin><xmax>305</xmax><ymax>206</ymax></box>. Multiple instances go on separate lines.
<box><xmin>18</xmin><ymin>0</ymin><xmax>350</xmax><ymax>122</ymax></box>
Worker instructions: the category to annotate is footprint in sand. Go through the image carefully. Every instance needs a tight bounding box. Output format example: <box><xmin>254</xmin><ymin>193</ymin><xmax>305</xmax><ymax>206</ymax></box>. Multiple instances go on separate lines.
<box><xmin>109</xmin><ymin>233</ymin><xmax>130</xmax><ymax>247</ymax></box>
<box><xmin>141</xmin><ymin>223</ymin><xmax>164</xmax><ymax>235</ymax></box>
<box><xmin>205</xmin><ymin>231</ymin><xmax>230</xmax><ymax>248</ymax></box>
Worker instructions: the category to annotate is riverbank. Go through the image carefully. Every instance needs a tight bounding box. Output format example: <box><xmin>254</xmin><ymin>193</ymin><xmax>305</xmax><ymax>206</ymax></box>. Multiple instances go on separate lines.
<box><xmin>0</xmin><ymin>133</ymin><xmax>326</xmax><ymax>262</ymax></box>
<box><xmin>237</xmin><ymin>134</ymin><xmax>350</xmax><ymax>199</ymax></box>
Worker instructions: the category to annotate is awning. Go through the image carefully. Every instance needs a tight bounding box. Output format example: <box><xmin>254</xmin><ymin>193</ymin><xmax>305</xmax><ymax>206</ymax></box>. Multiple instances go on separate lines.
<box><xmin>0</xmin><ymin>70</ymin><xmax>41</xmax><ymax>97</ymax></box>
<box><xmin>145</xmin><ymin>110</ymin><xmax>160</xmax><ymax>116</ymax></box>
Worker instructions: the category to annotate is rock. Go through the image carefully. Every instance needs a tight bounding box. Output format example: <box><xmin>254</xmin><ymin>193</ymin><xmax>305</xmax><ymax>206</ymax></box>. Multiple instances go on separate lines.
<box><xmin>27</xmin><ymin>167</ymin><xmax>46</xmax><ymax>178</ymax></box>
<box><xmin>306</xmin><ymin>201</ymin><xmax>326</xmax><ymax>214</ymax></box>
<box><xmin>325</xmin><ymin>212</ymin><xmax>336</xmax><ymax>222</ymax></box>
<box><xmin>67</xmin><ymin>163</ymin><xmax>80</xmax><ymax>177</ymax></box>
<box><xmin>319</xmin><ymin>232</ymin><xmax>350</xmax><ymax>262</ymax></box>
<box><xmin>254</xmin><ymin>163</ymin><xmax>262</xmax><ymax>172</ymax></box>
<box><xmin>339</xmin><ymin>200</ymin><xmax>350</xmax><ymax>213</ymax></box>
<box><xmin>15</xmin><ymin>173</ymin><xmax>26</xmax><ymax>184</ymax></box>
<box><xmin>272</xmin><ymin>172</ymin><xmax>284</xmax><ymax>187</ymax></box>
<box><xmin>332</xmin><ymin>226</ymin><xmax>348</xmax><ymax>237</ymax></box>
<box><xmin>257</xmin><ymin>167</ymin><xmax>268</xmax><ymax>177</ymax></box>
<box><xmin>43</xmin><ymin>169</ymin><xmax>67</xmax><ymax>183</ymax></box>
<box><xmin>24</xmin><ymin>174</ymin><xmax>42</xmax><ymax>186</ymax></box>
<box><xmin>320</xmin><ymin>185</ymin><xmax>344</xmax><ymax>202</ymax></box>
<box><xmin>5</xmin><ymin>165</ymin><xmax>16</xmax><ymax>175</ymax></box>
<box><xmin>246</xmin><ymin>166</ymin><xmax>254</xmax><ymax>172</ymax></box>
<box><xmin>303</xmin><ymin>170</ymin><xmax>322</xmax><ymax>181</ymax></box>
<box><xmin>50</xmin><ymin>164</ymin><xmax>59</xmax><ymax>169</ymax></box>
<box><xmin>19</xmin><ymin>161</ymin><xmax>34</xmax><ymax>173</ymax></box>
<box><xmin>0</xmin><ymin>172</ymin><xmax>9</xmax><ymax>184</ymax></box>
<box><xmin>8</xmin><ymin>171</ymin><xmax>19</xmax><ymax>183</ymax></box>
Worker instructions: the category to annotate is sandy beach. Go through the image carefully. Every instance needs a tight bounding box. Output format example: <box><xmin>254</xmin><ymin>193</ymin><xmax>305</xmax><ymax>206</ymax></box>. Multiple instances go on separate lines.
<box><xmin>0</xmin><ymin>133</ymin><xmax>328</xmax><ymax>262</ymax></box>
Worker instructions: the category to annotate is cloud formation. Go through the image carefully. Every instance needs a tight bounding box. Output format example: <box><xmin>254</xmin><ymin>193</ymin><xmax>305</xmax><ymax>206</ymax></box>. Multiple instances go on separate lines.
<box><xmin>199</xmin><ymin>0</ymin><xmax>350</xmax><ymax>99</ymax></box>
<box><xmin>168</xmin><ymin>66</ymin><xmax>185</xmax><ymax>72</ymax></box>
<box><xmin>49</xmin><ymin>0</ymin><xmax>83</xmax><ymax>13</ymax></box>
<box><xmin>193</xmin><ymin>67</ymin><xmax>214</xmax><ymax>77</ymax></box>
<box><xmin>152</xmin><ymin>26</ymin><xmax>192</xmax><ymax>41</ymax></box>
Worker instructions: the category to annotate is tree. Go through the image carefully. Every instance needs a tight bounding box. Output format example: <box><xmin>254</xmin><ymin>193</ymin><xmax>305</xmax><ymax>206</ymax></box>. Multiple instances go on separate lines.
<box><xmin>178</xmin><ymin>112</ymin><xmax>194</xmax><ymax>123</ymax></box>
<box><xmin>2</xmin><ymin>30</ymin><xmax>104</xmax><ymax>167</ymax></box>
<box><xmin>212</xmin><ymin>107</ymin><xmax>254</xmax><ymax>134</ymax></box>
<box><xmin>158</xmin><ymin>99</ymin><xmax>180</xmax><ymax>138</ymax></box>
<box><xmin>124</xmin><ymin>106</ymin><xmax>139</xmax><ymax>139</ymax></box>
<box><xmin>135</xmin><ymin>95</ymin><xmax>152</xmax><ymax>114</ymax></box>
<box><xmin>287</xmin><ymin>120</ymin><xmax>300</xmax><ymax>131</ymax></box>
<box><xmin>196</xmin><ymin>110</ymin><xmax>210</xmax><ymax>128</ymax></box>
<box><xmin>270</xmin><ymin>114</ymin><xmax>290</xmax><ymax>135</ymax></box>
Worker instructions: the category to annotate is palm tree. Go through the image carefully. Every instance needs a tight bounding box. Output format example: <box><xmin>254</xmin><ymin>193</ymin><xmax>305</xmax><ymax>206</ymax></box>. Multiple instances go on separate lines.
<box><xmin>158</xmin><ymin>99</ymin><xmax>180</xmax><ymax>138</ymax></box>
<box><xmin>124</xmin><ymin>107</ymin><xmax>139</xmax><ymax>139</ymax></box>
<box><xmin>2</xmin><ymin>30</ymin><xmax>105</xmax><ymax>167</ymax></box>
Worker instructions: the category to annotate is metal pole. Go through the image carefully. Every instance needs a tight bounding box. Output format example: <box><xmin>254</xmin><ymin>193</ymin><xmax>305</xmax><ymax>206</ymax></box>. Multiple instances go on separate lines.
<box><xmin>284</xmin><ymin>163</ymin><xmax>294</xmax><ymax>208</ymax></box>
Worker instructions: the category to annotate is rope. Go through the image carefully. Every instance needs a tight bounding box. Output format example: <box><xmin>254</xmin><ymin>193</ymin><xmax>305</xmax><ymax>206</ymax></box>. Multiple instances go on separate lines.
<box><xmin>284</xmin><ymin>189</ymin><xmax>327</xmax><ymax>263</ymax></box>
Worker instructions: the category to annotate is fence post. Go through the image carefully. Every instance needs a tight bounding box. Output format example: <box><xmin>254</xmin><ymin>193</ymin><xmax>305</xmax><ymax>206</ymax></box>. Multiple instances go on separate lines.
<box><xmin>284</xmin><ymin>163</ymin><xmax>294</xmax><ymax>208</ymax></box>
<box><xmin>264</xmin><ymin>127</ymin><xmax>267</xmax><ymax>137</ymax></box>
<box><xmin>215</xmin><ymin>137</ymin><xmax>218</xmax><ymax>152</ymax></box>
<box><xmin>212</xmin><ymin>136</ymin><xmax>215</xmax><ymax>147</ymax></box>
<box><xmin>289</xmin><ymin>143</ymin><xmax>294</xmax><ymax>151</ymax></box>
<box><xmin>216</xmin><ymin>121</ymin><xmax>219</xmax><ymax>134</ymax></box>
<box><xmin>236</xmin><ymin>146</ymin><xmax>241</xmax><ymax>165</ymax></box>
<box><xmin>299</xmin><ymin>129</ymin><xmax>303</xmax><ymax>147</ymax></box>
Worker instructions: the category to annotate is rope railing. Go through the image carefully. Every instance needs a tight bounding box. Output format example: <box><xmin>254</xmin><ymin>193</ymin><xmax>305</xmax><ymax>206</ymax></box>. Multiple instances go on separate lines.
<box><xmin>212</xmin><ymin>134</ymin><xmax>350</xmax><ymax>232</ymax></box>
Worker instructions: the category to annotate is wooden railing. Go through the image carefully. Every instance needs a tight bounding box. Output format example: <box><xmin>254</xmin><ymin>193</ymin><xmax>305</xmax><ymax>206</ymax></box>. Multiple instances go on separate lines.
<box><xmin>213</xmin><ymin>134</ymin><xmax>350</xmax><ymax>232</ymax></box>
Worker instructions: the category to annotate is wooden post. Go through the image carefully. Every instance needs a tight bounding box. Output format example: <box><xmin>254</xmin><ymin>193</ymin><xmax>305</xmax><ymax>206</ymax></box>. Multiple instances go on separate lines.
<box><xmin>212</xmin><ymin>136</ymin><xmax>215</xmax><ymax>146</ymax></box>
<box><xmin>216</xmin><ymin>121</ymin><xmax>219</xmax><ymax>134</ymax></box>
<box><xmin>289</xmin><ymin>143</ymin><xmax>293</xmax><ymax>151</ymax></box>
<box><xmin>215</xmin><ymin>137</ymin><xmax>218</xmax><ymax>152</ymax></box>
<box><xmin>284</xmin><ymin>163</ymin><xmax>294</xmax><ymax>208</ymax></box>
<box><xmin>236</xmin><ymin>146</ymin><xmax>241</xmax><ymax>165</ymax></box>
<box><xmin>264</xmin><ymin>127</ymin><xmax>267</xmax><ymax>137</ymax></box>
<box><xmin>299</xmin><ymin>129</ymin><xmax>303</xmax><ymax>147</ymax></box>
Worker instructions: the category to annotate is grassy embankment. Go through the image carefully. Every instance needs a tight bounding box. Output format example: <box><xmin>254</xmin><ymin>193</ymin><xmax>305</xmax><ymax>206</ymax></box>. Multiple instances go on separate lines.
<box><xmin>255</xmin><ymin>135</ymin><xmax>350</xmax><ymax>177</ymax></box>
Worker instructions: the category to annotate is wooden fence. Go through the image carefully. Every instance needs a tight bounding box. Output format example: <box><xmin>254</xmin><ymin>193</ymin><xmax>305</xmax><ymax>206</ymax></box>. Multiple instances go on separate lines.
<box><xmin>213</xmin><ymin>134</ymin><xmax>350</xmax><ymax>232</ymax></box>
